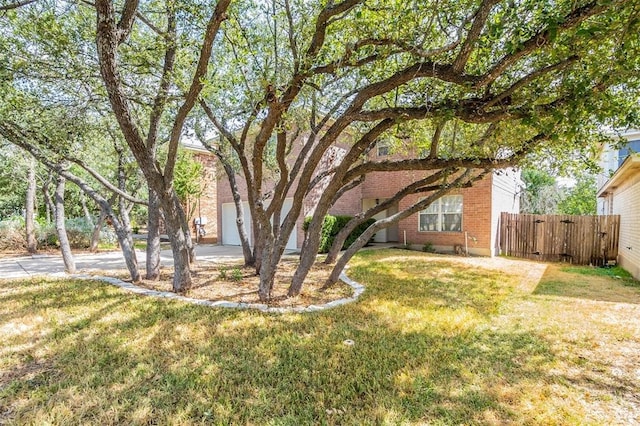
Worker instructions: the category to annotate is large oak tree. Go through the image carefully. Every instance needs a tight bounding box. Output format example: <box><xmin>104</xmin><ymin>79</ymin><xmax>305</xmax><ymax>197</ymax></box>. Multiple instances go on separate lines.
<box><xmin>3</xmin><ymin>0</ymin><xmax>639</xmax><ymax>300</ymax></box>
<box><xmin>198</xmin><ymin>0</ymin><xmax>640</xmax><ymax>299</ymax></box>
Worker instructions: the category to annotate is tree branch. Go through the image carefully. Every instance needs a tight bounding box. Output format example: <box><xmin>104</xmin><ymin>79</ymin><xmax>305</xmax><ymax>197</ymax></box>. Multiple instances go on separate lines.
<box><xmin>343</xmin><ymin>133</ymin><xmax>548</xmax><ymax>181</ymax></box>
<box><xmin>429</xmin><ymin>120</ymin><xmax>446</xmax><ymax>158</ymax></box>
<box><xmin>484</xmin><ymin>55</ymin><xmax>579</xmax><ymax>108</ymax></box>
<box><xmin>146</xmin><ymin>4</ymin><xmax>177</xmax><ymax>153</ymax></box>
<box><xmin>164</xmin><ymin>0</ymin><xmax>231</xmax><ymax>181</ymax></box>
<box><xmin>95</xmin><ymin>0</ymin><xmax>163</xmax><ymax>184</ymax></box>
<box><xmin>476</xmin><ymin>0</ymin><xmax>623</xmax><ymax>88</ymax></box>
<box><xmin>0</xmin><ymin>121</ymin><xmax>147</xmax><ymax>205</ymax></box>
<box><xmin>452</xmin><ymin>0</ymin><xmax>500</xmax><ymax>73</ymax></box>
<box><xmin>117</xmin><ymin>0</ymin><xmax>140</xmax><ymax>44</ymax></box>
<box><xmin>0</xmin><ymin>0</ymin><xmax>37</xmax><ymax>10</ymax></box>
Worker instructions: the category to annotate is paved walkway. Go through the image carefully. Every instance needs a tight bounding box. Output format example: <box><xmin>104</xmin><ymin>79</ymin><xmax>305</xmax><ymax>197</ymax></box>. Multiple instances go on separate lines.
<box><xmin>0</xmin><ymin>245</ymin><xmax>249</xmax><ymax>279</ymax></box>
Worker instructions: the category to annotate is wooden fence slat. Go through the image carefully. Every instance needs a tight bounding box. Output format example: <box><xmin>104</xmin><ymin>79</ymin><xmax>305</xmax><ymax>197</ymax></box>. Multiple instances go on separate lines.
<box><xmin>498</xmin><ymin>213</ymin><xmax>620</xmax><ymax>265</ymax></box>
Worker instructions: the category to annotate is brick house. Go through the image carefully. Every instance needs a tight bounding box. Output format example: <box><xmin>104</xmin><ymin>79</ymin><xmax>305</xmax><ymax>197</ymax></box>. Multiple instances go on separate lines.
<box><xmin>181</xmin><ymin>142</ymin><xmax>218</xmax><ymax>244</ymax></box>
<box><xmin>213</xmin><ymin>137</ymin><xmax>522</xmax><ymax>256</ymax></box>
<box><xmin>597</xmin><ymin>129</ymin><xmax>640</xmax><ymax>278</ymax></box>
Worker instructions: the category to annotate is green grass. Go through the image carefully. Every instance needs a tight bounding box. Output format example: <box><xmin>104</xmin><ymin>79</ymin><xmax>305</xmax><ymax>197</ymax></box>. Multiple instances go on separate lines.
<box><xmin>97</xmin><ymin>241</ymin><xmax>169</xmax><ymax>251</ymax></box>
<box><xmin>561</xmin><ymin>265</ymin><xmax>635</xmax><ymax>281</ymax></box>
<box><xmin>1</xmin><ymin>249</ymin><xmax>639</xmax><ymax>425</ymax></box>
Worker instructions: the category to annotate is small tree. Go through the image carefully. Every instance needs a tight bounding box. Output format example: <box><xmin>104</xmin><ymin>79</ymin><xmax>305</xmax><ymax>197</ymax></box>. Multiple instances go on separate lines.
<box><xmin>520</xmin><ymin>168</ymin><xmax>564</xmax><ymax>214</ymax></box>
<box><xmin>25</xmin><ymin>156</ymin><xmax>37</xmax><ymax>253</ymax></box>
<box><xmin>174</xmin><ymin>150</ymin><xmax>205</xmax><ymax>220</ymax></box>
<box><xmin>558</xmin><ymin>173</ymin><xmax>597</xmax><ymax>215</ymax></box>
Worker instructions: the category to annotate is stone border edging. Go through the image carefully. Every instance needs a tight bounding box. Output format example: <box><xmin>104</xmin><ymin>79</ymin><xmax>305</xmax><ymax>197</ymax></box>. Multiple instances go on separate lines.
<box><xmin>74</xmin><ymin>266</ymin><xmax>364</xmax><ymax>313</ymax></box>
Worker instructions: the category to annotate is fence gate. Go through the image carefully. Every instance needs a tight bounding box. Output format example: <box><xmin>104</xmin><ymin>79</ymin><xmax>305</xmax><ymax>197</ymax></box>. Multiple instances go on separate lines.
<box><xmin>499</xmin><ymin>213</ymin><xmax>620</xmax><ymax>265</ymax></box>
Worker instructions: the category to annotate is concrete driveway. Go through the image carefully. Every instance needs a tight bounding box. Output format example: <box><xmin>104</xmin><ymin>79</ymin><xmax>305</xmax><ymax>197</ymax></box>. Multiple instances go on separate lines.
<box><xmin>0</xmin><ymin>245</ymin><xmax>248</xmax><ymax>279</ymax></box>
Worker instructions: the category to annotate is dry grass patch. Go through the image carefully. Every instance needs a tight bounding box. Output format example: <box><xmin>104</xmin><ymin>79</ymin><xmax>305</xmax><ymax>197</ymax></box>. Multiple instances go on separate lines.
<box><xmin>535</xmin><ymin>263</ymin><xmax>640</xmax><ymax>303</ymax></box>
<box><xmin>1</xmin><ymin>249</ymin><xmax>639</xmax><ymax>424</ymax></box>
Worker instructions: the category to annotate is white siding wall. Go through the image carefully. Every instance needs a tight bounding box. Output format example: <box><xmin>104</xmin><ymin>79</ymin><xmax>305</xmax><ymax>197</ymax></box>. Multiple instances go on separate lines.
<box><xmin>491</xmin><ymin>170</ymin><xmax>522</xmax><ymax>256</ymax></box>
<box><xmin>597</xmin><ymin>144</ymin><xmax>620</xmax><ymax>214</ymax></box>
<box><xmin>611</xmin><ymin>177</ymin><xmax>640</xmax><ymax>279</ymax></box>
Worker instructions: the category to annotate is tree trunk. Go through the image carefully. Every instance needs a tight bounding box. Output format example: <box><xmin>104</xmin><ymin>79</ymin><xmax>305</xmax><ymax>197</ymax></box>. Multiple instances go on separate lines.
<box><xmin>80</xmin><ymin>193</ymin><xmax>94</xmax><ymax>227</ymax></box>
<box><xmin>90</xmin><ymin>208</ymin><xmax>107</xmax><ymax>252</ymax></box>
<box><xmin>257</xmin><ymin>214</ymin><xmax>298</xmax><ymax>301</ymax></box>
<box><xmin>146</xmin><ymin>188</ymin><xmax>161</xmax><ymax>280</ymax></box>
<box><xmin>109</xmin><ymin>210</ymin><xmax>141</xmax><ymax>282</ymax></box>
<box><xmin>288</xmin><ymin>220</ymin><xmax>323</xmax><ymax>297</ymax></box>
<box><xmin>185</xmin><ymin>221</ymin><xmax>196</xmax><ymax>264</ymax></box>
<box><xmin>25</xmin><ymin>157</ymin><xmax>37</xmax><ymax>254</ymax></box>
<box><xmin>324</xmin><ymin>216</ymin><xmax>363</xmax><ymax>264</ymax></box>
<box><xmin>54</xmin><ymin>174</ymin><xmax>76</xmax><ymax>274</ymax></box>
<box><xmin>234</xmin><ymin>197</ymin><xmax>254</xmax><ymax>267</ymax></box>
<box><xmin>42</xmin><ymin>177</ymin><xmax>54</xmax><ymax>225</ymax></box>
<box><xmin>93</xmin><ymin>200</ymin><xmax>141</xmax><ymax>282</ymax></box>
<box><xmin>253</xmin><ymin>224</ymin><xmax>265</xmax><ymax>274</ymax></box>
<box><xmin>160</xmin><ymin>193</ymin><xmax>192</xmax><ymax>292</ymax></box>
<box><xmin>324</xmin><ymin>226</ymin><xmax>378</xmax><ymax>289</ymax></box>
<box><xmin>257</xmin><ymin>235</ymin><xmax>277</xmax><ymax>301</ymax></box>
<box><xmin>223</xmin><ymin>162</ymin><xmax>254</xmax><ymax>266</ymax></box>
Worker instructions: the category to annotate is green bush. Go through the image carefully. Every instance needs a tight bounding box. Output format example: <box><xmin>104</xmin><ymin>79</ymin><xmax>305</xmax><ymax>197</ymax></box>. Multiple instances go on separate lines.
<box><xmin>303</xmin><ymin>214</ymin><xmax>376</xmax><ymax>254</ymax></box>
<box><xmin>422</xmin><ymin>242</ymin><xmax>435</xmax><ymax>253</ymax></box>
<box><xmin>218</xmin><ymin>267</ymin><xmax>228</xmax><ymax>280</ymax></box>
<box><xmin>0</xmin><ymin>216</ymin><xmax>119</xmax><ymax>251</ymax></box>
<box><xmin>37</xmin><ymin>217</ymin><xmax>118</xmax><ymax>249</ymax></box>
<box><xmin>0</xmin><ymin>215</ymin><xmax>26</xmax><ymax>250</ymax></box>
<box><xmin>230</xmin><ymin>268</ymin><xmax>243</xmax><ymax>282</ymax></box>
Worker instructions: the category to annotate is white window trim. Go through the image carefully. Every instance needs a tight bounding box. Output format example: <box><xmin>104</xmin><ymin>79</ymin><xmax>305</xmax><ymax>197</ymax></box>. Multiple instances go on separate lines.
<box><xmin>377</xmin><ymin>141</ymin><xmax>390</xmax><ymax>157</ymax></box>
<box><xmin>418</xmin><ymin>195</ymin><xmax>463</xmax><ymax>232</ymax></box>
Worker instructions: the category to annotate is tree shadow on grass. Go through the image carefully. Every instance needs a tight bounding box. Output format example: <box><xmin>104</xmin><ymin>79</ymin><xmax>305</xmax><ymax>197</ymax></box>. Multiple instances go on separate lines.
<box><xmin>2</xmin><ymin>304</ymin><xmax>555</xmax><ymax>423</ymax></box>
<box><xmin>1</xmin><ymin>267</ymin><xmax>637</xmax><ymax>424</ymax></box>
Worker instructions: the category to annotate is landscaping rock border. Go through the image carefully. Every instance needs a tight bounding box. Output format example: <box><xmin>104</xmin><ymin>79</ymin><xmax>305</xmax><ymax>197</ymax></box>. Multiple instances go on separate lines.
<box><xmin>75</xmin><ymin>266</ymin><xmax>364</xmax><ymax>313</ymax></box>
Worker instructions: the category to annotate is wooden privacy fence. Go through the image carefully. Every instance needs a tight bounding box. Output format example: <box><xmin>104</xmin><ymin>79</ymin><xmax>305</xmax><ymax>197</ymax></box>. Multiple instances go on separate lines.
<box><xmin>499</xmin><ymin>213</ymin><xmax>620</xmax><ymax>265</ymax></box>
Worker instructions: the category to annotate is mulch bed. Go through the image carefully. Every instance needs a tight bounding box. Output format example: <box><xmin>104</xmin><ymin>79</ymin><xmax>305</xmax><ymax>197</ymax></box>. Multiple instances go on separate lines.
<box><xmin>126</xmin><ymin>259</ymin><xmax>353</xmax><ymax>308</ymax></box>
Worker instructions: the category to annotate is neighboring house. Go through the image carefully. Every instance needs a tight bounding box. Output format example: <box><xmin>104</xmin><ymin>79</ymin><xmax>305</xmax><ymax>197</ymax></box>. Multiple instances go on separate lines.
<box><xmin>597</xmin><ymin>129</ymin><xmax>640</xmax><ymax>279</ymax></box>
<box><xmin>215</xmin><ymin>136</ymin><xmax>522</xmax><ymax>256</ymax></box>
<box><xmin>181</xmin><ymin>141</ymin><xmax>218</xmax><ymax>244</ymax></box>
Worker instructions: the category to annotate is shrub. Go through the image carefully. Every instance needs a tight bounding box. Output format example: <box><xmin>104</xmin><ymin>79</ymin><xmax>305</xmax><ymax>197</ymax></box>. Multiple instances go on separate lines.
<box><xmin>38</xmin><ymin>217</ymin><xmax>118</xmax><ymax>249</ymax></box>
<box><xmin>0</xmin><ymin>215</ymin><xmax>118</xmax><ymax>251</ymax></box>
<box><xmin>0</xmin><ymin>215</ymin><xmax>26</xmax><ymax>250</ymax></box>
<box><xmin>230</xmin><ymin>268</ymin><xmax>243</xmax><ymax>282</ymax></box>
<box><xmin>422</xmin><ymin>242</ymin><xmax>436</xmax><ymax>253</ymax></box>
<box><xmin>218</xmin><ymin>267</ymin><xmax>228</xmax><ymax>280</ymax></box>
<box><xmin>304</xmin><ymin>214</ymin><xmax>376</xmax><ymax>254</ymax></box>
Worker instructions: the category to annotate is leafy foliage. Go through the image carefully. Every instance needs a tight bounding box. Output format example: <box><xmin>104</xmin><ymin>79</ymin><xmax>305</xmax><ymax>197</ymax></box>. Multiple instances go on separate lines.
<box><xmin>0</xmin><ymin>215</ymin><xmax>116</xmax><ymax>251</ymax></box>
<box><xmin>520</xmin><ymin>169</ymin><xmax>563</xmax><ymax>214</ymax></box>
<box><xmin>304</xmin><ymin>215</ymin><xmax>376</xmax><ymax>254</ymax></box>
<box><xmin>521</xmin><ymin>168</ymin><xmax>597</xmax><ymax>215</ymax></box>
<box><xmin>557</xmin><ymin>173</ymin><xmax>597</xmax><ymax>215</ymax></box>
<box><xmin>173</xmin><ymin>150</ymin><xmax>205</xmax><ymax>203</ymax></box>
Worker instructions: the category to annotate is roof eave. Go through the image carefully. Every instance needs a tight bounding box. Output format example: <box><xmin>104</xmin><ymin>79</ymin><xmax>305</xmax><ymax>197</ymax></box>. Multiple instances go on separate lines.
<box><xmin>597</xmin><ymin>154</ymin><xmax>640</xmax><ymax>197</ymax></box>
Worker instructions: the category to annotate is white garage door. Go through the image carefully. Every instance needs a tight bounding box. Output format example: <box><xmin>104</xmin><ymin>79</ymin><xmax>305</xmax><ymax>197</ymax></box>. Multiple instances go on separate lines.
<box><xmin>221</xmin><ymin>202</ymin><xmax>251</xmax><ymax>246</ymax></box>
<box><xmin>221</xmin><ymin>199</ymin><xmax>297</xmax><ymax>250</ymax></box>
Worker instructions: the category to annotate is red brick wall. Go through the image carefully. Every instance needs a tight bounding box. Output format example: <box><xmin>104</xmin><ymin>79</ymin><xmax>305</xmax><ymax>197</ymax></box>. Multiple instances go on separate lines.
<box><xmin>189</xmin><ymin>152</ymin><xmax>218</xmax><ymax>243</ymax></box>
<box><xmin>216</xmin><ymin>139</ymin><xmax>364</xmax><ymax>247</ymax></box>
<box><xmin>387</xmin><ymin>174</ymin><xmax>494</xmax><ymax>255</ymax></box>
<box><xmin>328</xmin><ymin>186</ymin><xmax>362</xmax><ymax>216</ymax></box>
<box><xmin>203</xmin><ymin>134</ymin><xmax>521</xmax><ymax>256</ymax></box>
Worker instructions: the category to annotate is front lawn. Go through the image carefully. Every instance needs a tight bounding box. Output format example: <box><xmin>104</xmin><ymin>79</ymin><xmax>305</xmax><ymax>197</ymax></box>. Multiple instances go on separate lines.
<box><xmin>1</xmin><ymin>249</ymin><xmax>639</xmax><ymax>424</ymax></box>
